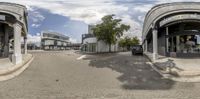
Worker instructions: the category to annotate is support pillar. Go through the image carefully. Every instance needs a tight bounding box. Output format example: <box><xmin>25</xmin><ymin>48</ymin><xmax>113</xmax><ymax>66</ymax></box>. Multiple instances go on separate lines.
<box><xmin>12</xmin><ymin>22</ymin><xmax>22</xmax><ymax>64</ymax></box>
<box><xmin>144</xmin><ymin>39</ymin><xmax>148</xmax><ymax>53</ymax></box>
<box><xmin>152</xmin><ymin>25</ymin><xmax>158</xmax><ymax>61</ymax></box>
<box><xmin>176</xmin><ymin>36</ymin><xmax>180</xmax><ymax>52</ymax></box>
<box><xmin>166</xmin><ymin>27</ymin><xmax>169</xmax><ymax>53</ymax></box>
<box><xmin>24</xmin><ymin>37</ymin><xmax>27</xmax><ymax>54</ymax></box>
<box><xmin>171</xmin><ymin>37</ymin><xmax>174</xmax><ymax>52</ymax></box>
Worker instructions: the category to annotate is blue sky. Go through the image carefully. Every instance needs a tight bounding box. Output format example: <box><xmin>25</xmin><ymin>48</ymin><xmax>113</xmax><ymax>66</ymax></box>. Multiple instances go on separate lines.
<box><xmin>28</xmin><ymin>7</ymin><xmax>88</xmax><ymax>43</ymax></box>
<box><xmin>1</xmin><ymin>0</ymin><xmax>199</xmax><ymax>43</ymax></box>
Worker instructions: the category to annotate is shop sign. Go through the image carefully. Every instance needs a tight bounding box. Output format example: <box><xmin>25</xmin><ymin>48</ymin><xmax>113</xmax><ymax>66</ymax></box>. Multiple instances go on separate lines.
<box><xmin>160</xmin><ymin>14</ymin><xmax>200</xmax><ymax>26</ymax></box>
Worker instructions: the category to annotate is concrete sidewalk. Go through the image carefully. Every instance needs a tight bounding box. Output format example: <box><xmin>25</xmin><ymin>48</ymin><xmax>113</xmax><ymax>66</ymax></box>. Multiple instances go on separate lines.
<box><xmin>145</xmin><ymin>52</ymin><xmax>200</xmax><ymax>82</ymax></box>
<box><xmin>0</xmin><ymin>54</ymin><xmax>34</xmax><ymax>81</ymax></box>
<box><xmin>155</xmin><ymin>57</ymin><xmax>200</xmax><ymax>76</ymax></box>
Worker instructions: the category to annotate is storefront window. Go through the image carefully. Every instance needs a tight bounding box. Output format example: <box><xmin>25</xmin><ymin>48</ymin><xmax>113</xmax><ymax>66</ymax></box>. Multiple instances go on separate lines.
<box><xmin>88</xmin><ymin>43</ymin><xmax>96</xmax><ymax>52</ymax></box>
<box><xmin>173</xmin><ymin>35</ymin><xmax>200</xmax><ymax>53</ymax></box>
<box><xmin>196</xmin><ymin>35</ymin><xmax>200</xmax><ymax>44</ymax></box>
<box><xmin>82</xmin><ymin>43</ymin><xmax>96</xmax><ymax>52</ymax></box>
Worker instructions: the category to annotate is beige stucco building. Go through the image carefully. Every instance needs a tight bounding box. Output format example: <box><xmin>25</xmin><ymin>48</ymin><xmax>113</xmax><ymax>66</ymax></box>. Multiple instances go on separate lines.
<box><xmin>0</xmin><ymin>2</ymin><xmax>28</xmax><ymax>64</ymax></box>
<box><xmin>143</xmin><ymin>2</ymin><xmax>200</xmax><ymax>61</ymax></box>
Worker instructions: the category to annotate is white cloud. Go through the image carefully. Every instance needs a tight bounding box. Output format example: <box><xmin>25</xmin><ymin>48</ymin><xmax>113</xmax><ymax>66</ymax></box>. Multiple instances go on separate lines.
<box><xmin>0</xmin><ymin>0</ymin><xmax>128</xmax><ymax>24</ymax></box>
<box><xmin>156</xmin><ymin>0</ymin><xmax>200</xmax><ymax>4</ymax></box>
<box><xmin>31</xmin><ymin>24</ymin><xmax>41</xmax><ymax>28</ymax></box>
<box><xmin>138</xmin><ymin>16</ymin><xmax>145</xmax><ymax>22</ymax></box>
<box><xmin>27</xmin><ymin>34</ymin><xmax>41</xmax><ymax>47</ymax></box>
<box><xmin>36</xmin><ymin>33</ymin><xmax>41</xmax><ymax>36</ymax></box>
<box><xmin>132</xmin><ymin>4</ymin><xmax>153</xmax><ymax>13</ymax></box>
<box><xmin>30</xmin><ymin>11</ymin><xmax>45</xmax><ymax>23</ymax></box>
<box><xmin>28</xmin><ymin>7</ymin><xmax>45</xmax><ymax>28</ymax></box>
<box><xmin>120</xmin><ymin>15</ymin><xmax>142</xmax><ymax>41</ymax></box>
<box><xmin>63</xmin><ymin>24</ymin><xmax>69</xmax><ymax>27</ymax></box>
<box><xmin>69</xmin><ymin>38</ymin><xmax>77</xmax><ymax>43</ymax></box>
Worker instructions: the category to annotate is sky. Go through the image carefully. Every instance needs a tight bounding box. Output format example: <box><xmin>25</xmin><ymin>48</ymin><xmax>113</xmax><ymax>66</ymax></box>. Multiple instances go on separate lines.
<box><xmin>1</xmin><ymin>0</ymin><xmax>200</xmax><ymax>44</ymax></box>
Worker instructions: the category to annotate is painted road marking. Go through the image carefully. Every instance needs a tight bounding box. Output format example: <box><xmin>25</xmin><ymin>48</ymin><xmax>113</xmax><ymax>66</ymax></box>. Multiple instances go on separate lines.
<box><xmin>76</xmin><ymin>55</ymin><xmax>86</xmax><ymax>60</ymax></box>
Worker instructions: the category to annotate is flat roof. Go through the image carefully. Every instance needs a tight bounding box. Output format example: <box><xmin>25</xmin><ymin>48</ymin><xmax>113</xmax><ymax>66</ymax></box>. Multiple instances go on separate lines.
<box><xmin>0</xmin><ymin>2</ymin><xmax>26</xmax><ymax>8</ymax></box>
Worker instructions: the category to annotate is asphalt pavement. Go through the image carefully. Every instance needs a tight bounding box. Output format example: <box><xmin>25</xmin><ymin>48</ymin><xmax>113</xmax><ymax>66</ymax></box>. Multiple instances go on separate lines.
<box><xmin>0</xmin><ymin>50</ymin><xmax>199</xmax><ymax>99</ymax></box>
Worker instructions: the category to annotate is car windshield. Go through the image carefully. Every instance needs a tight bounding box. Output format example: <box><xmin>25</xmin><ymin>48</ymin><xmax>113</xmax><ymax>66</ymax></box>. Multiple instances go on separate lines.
<box><xmin>132</xmin><ymin>45</ymin><xmax>142</xmax><ymax>48</ymax></box>
<box><xmin>0</xmin><ymin>1</ymin><xmax>199</xmax><ymax>99</ymax></box>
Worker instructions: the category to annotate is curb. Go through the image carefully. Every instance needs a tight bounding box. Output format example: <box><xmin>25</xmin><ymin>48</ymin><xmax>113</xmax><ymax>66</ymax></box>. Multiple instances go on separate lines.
<box><xmin>146</xmin><ymin>62</ymin><xmax>171</xmax><ymax>78</ymax></box>
<box><xmin>144</xmin><ymin>53</ymin><xmax>176</xmax><ymax>78</ymax></box>
<box><xmin>0</xmin><ymin>55</ymin><xmax>34</xmax><ymax>81</ymax></box>
<box><xmin>142</xmin><ymin>54</ymin><xmax>171</xmax><ymax>78</ymax></box>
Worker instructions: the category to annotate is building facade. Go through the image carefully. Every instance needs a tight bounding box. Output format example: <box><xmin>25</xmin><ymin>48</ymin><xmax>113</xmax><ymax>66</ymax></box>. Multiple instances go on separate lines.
<box><xmin>81</xmin><ymin>25</ymin><xmax>118</xmax><ymax>53</ymax></box>
<box><xmin>0</xmin><ymin>2</ymin><xmax>28</xmax><ymax>64</ymax></box>
<box><xmin>41</xmin><ymin>31</ymin><xmax>70</xmax><ymax>50</ymax></box>
<box><xmin>143</xmin><ymin>2</ymin><xmax>200</xmax><ymax>61</ymax></box>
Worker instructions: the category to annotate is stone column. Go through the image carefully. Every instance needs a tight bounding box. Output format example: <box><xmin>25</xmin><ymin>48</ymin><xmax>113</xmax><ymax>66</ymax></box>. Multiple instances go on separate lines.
<box><xmin>152</xmin><ymin>25</ymin><xmax>158</xmax><ymax>61</ymax></box>
<box><xmin>12</xmin><ymin>22</ymin><xmax>22</xmax><ymax>64</ymax></box>
<box><xmin>176</xmin><ymin>36</ymin><xmax>180</xmax><ymax>52</ymax></box>
<box><xmin>4</xmin><ymin>26</ymin><xmax>9</xmax><ymax>57</ymax></box>
<box><xmin>24</xmin><ymin>37</ymin><xmax>27</xmax><ymax>54</ymax></box>
<box><xmin>166</xmin><ymin>27</ymin><xmax>169</xmax><ymax>53</ymax></box>
<box><xmin>144</xmin><ymin>39</ymin><xmax>148</xmax><ymax>53</ymax></box>
<box><xmin>171</xmin><ymin>37</ymin><xmax>174</xmax><ymax>52</ymax></box>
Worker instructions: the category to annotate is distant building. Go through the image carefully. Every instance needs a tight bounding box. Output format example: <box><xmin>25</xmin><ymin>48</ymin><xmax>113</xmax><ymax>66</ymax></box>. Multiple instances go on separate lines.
<box><xmin>41</xmin><ymin>31</ymin><xmax>70</xmax><ymax>50</ymax></box>
<box><xmin>27</xmin><ymin>43</ymin><xmax>40</xmax><ymax>50</ymax></box>
<box><xmin>68</xmin><ymin>43</ymin><xmax>81</xmax><ymax>50</ymax></box>
<box><xmin>81</xmin><ymin>25</ymin><xmax>118</xmax><ymax>53</ymax></box>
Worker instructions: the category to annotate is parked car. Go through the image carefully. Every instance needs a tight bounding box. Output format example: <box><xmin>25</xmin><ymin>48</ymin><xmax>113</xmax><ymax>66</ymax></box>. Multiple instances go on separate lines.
<box><xmin>131</xmin><ymin>45</ymin><xmax>143</xmax><ymax>55</ymax></box>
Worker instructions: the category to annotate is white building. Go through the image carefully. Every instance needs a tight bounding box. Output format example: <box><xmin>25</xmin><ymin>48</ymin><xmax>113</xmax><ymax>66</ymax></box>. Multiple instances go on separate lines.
<box><xmin>41</xmin><ymin>31</ymin><xmax>70</xmax><ymax>50</ymax></box>
<box><xmin>81</xmin><ymin>25</ymin><xmax>118</xmax><ymax>53</ymax></box>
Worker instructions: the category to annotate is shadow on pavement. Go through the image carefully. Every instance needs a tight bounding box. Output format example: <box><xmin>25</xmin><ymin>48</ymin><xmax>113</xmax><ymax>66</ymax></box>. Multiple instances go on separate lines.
<box><xmin>84</xmin><ymin>53</ymin><xmax>175</xmax><ymax>90</ymax></box>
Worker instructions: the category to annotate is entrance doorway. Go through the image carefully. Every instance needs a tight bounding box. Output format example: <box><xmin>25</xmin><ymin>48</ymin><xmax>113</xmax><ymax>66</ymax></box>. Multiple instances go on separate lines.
<box><xmin>0</xmin><ymin>23</ymin><xmax>4</xmax><ymax>57</ymax></box>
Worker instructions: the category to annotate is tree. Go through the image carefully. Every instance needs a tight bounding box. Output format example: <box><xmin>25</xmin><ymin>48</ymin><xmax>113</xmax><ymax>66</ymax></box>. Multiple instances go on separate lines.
<box><xmin>124</xmin><ymin>37</ymin><xmax>132</xmax><ymax>50</ymax></box>
<box><xmin>119</xmin><ymin>39</ymin><xmax>126</xmax><ymax>51</ymax></box>
<box><xmin>93</xmin><ymin>14</ymin><xmax>130</xmax><ymax>52</ymax></box>
<box><xmin>118</xmin><ymin>36</ymin><xmax>140</xmax><ymax>51</ymax></box>
<box><xmin>131</xmin><ymin>36</ymin><xmax>140</xmax><ymax>45</ymax></box>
